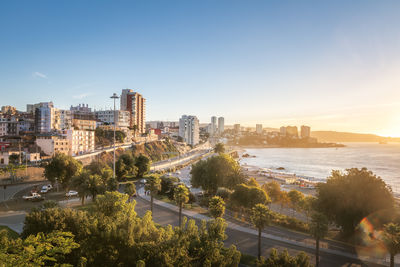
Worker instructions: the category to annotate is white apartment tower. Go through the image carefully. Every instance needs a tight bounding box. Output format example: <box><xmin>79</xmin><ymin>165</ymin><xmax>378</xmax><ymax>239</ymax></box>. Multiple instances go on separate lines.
<box><xmin>120</xmin><ymin>89</ymin><xmax>146</xmax><ymax>134</ymax></box>
<box><xmin>211</xmin><ymin>116</ymin><xmax>217</xmax><ymax>135</ymax></box>
<box><xmin>179</xmin><ymin>115</ymin><xmax>199</xmax><ymax>146</ymax></box>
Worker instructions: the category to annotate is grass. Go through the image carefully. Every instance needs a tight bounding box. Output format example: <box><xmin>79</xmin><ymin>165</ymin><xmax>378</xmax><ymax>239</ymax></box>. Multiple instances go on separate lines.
<box><xmin>0</xmin><ymin>225</ymin><xmax>19</xmax><ymax>239</ymax></box>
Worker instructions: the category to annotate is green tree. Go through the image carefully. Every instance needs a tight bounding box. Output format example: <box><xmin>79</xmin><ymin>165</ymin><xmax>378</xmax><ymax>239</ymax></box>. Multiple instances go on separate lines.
<box><xmin>382</xmin><ymin>223</ymin><xmax>400</xmax><ymax>267</ymax></box>
<box><xmin>288</xmin><ymin>189</ymin><xmax>305</xmax><ymax>216</ymax></box>
<box><xmin>174</xmin><ymin>184</ymin><xmax>189</xmax><ymax>226</ymax></box>
<box><xmin>135</xmin><ymin>155</ymin><xmax>151</xmax><ymax>178</ymax></box>
<box><xmin>316</xmin><ymin>168</ymin><xmax>394</xmax><ymax>236</ymax></box>
<box><xmin>124</xmin><ymin>182</ymin><xmax>136</xmax><ymax>202</ymax></box>
<box><xmin>115</xmin><ymin>153</ymin><xmax>137</xmax><ymax>180</ymax></box>
<box><xmin>250</xmin><ymin>204</ymin><xmax>271</xmax><ymax>259</ymax></box>
<box><xmin>262</xmin><ymin>181</ymin><xmax>282</xmax><ymax>203</ymax></box>
<box><xmin>191</xmin><ymin>154</ymin><xmax>245</xmax><ymax>195</ymax></box>
<box><xmin>145</xmin><ymin>176</ymin><xmax>161</xmax><ymax>213</ymax></box>
<box><xmin>0</xmin><ymin>230</ymin><xmax>79</xmax><ymax>266</ymax></box>
<box><xmin>160</xmin><ymin>175</ymin><xmax>179</xmax><ymax>199</ymax></box>
<box><xmin>214</xmin><ymin>143</ymin><xmax>225</xmax><ymax>154</ymax></box>
<box><xmin>86</xmin><ymin>174</ymin><xmax>103</xmax><ymax>201</ymax></box>
<box><xmin>247</xmin><ymin>177</ymin><xmax>259</xmax><ymax>187</ymax></box>
<box><xmin>209</xmin><ymin>196</ymin><xmax>226</xmax><ymax>218</ymax></box>
<box><xmin>258</xmin><ymin>248</ymin><xmax>311</xmax><ymax>267</ymax></box>
<box><xmin>44</xmin><ymin>153</ymin><xmax>82</xmax><ymax>189</ymax></box>
<box><xmin>230</xmin><ymin>183</ymin><xmax>271</xmax><ymax>213</ymax></box>
<box><xmin>309</xmin><ymin>212</ymin><xmax>329</xmax><ymax>267</ymax></box>
<box><xmin>71</xmin><ymin>170</ymin><xmax>90</xmax><ymax>205</ymax></box>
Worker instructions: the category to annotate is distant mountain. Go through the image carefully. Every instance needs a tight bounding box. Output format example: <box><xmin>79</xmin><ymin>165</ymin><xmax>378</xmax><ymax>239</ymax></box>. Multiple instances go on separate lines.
<box><xmin>311</xmin><ymin>131</ymin><xmax>400</xmax><ymax>143</ymax></box>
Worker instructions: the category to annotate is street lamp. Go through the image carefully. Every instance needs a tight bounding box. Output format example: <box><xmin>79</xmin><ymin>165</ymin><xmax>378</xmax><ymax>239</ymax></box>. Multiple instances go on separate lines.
<box><xmin>110</xmin><ymin>93</ymin><xmax>119</xmax><ymax>179</ymax></box>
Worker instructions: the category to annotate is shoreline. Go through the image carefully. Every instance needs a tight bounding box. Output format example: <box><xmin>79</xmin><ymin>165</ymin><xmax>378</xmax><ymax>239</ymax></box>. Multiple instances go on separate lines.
<box><xmin>233</xmin><ymin>143</ymin><xmax>345</xmax><ymax>149</ymax></box>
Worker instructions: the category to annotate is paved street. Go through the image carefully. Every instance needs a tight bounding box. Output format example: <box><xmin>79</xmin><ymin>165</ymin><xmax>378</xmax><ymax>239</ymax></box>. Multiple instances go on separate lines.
<box><xmin>134</xmin><ymin>190</ymin><xmax>384</xmax><ymax>267</ymax></box>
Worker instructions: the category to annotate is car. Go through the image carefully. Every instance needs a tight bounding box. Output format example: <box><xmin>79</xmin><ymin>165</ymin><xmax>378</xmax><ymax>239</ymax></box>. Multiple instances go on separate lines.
<box><xmin>65</xmin><ymin>190</ymin><xmax>78</xmax><ymax>197</ymax></box>
<box><xmin>23</xmin><ymin>192</ymin><xmax>44</xmax><ymax>201</ymax></box>
<box><xmin>40</xmin><ymin>187</ymin><xmax>48</xmax><ymax>194</ymax></box>
<box><xmin>140</xmin><ymin>179</ymin><xmax>147</xmax><ymax>184</ymax></box>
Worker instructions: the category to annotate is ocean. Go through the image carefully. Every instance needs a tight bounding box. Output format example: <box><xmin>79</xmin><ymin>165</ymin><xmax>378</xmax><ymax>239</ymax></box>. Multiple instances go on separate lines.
<box><xmin>240</xmin><ymin>142</ymin><xmax>400</xmax><ymax>194</ymax></box>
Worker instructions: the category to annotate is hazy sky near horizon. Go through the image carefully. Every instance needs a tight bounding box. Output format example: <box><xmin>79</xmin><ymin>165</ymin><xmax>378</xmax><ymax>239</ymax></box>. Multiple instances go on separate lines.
<box><xmin>1</xmin><ymin>1</ymin><xmax>400</xmax><ymax>136</ymax></box>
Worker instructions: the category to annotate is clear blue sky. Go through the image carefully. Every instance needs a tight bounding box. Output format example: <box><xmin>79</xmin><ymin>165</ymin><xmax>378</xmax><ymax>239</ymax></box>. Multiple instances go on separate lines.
<box><xmin>1</xmin><ymin>0</ymin><xmax>400</xmax><ymax>136</ymax></box>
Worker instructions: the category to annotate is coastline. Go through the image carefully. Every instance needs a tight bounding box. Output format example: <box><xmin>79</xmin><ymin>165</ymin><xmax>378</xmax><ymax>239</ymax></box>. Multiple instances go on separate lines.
<box><xmin>233</xmin><ymin>143</ymin><xmax>345</xmax><ymax>149</ymax></box>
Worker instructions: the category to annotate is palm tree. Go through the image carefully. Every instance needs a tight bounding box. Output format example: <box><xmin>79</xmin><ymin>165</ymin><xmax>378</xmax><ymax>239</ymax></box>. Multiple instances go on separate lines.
<box><xmin>145</xmin><ymin>176</ymin><xmax>161</xmax><ymax>213</ymax></box>
<box><xmin>309</xmin><ymin>212</ymin><xmax>328</xmax><ymax>267</ymax></box>
<box><xmin>124</xmin><ymin>182</ymin><xmax>136</xmax><ymax>202</ymax></box>
<box><xmin>71</xmin><ymin>170</ymin><xmax>90</xmax><ymax>205</ymax></box>
<box><xmin>87</xmin><ymin>174</ymin><xmax>103</xmax><ymax>201</ymax></box>
<box><xmin>382</xmin><ymin>223</ymin><xmax>400</xmax><ymax>267</ymax></box>
<box><xmin>214</xmin><ymin>143</ymin><xmax>225</xmax><ymax>154</ymax></box>
<box><xmin>173</xmin><ymin>184</ymin><xmax>189</xmax><ymax>226</ymax></box>
<box><xmin>250</xmin><ymin>203</ymin><xmax>271</xmax><ymax>260</ymax></box>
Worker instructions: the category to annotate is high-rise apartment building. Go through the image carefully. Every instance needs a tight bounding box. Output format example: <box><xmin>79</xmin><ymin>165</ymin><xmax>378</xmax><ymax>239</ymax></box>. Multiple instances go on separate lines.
<box><xmin>211</xmin><ymin>116</ymin><xmax>217</xmax><ymax>135</ymax></box>
<box><xmin>179</xmin><ymin>115</ymin><xmax>199</xmax><ymax>146</ymax></box>
<box><xmin>256</xmin><ymin>124</ymin><xmax>263</xmax><ymax>134</ymax></box>
<box><xmin>218</xmin><ymin>117</ymin><xmax>224</xmax><ymax>134</ymax></box>
<box><xmin>301</xmin><ymin>125</ymin><xmax>311</xmax><ymax>138</ymax></box>
<box><xmin>33</xmin><ymin>102</ymin><xmax>60</xmax><ymax>133</ymax></box>
<box><xmin>120</xmin><ymin>89</ymin><xmax>146</xmax><ymax>134</ymax></box>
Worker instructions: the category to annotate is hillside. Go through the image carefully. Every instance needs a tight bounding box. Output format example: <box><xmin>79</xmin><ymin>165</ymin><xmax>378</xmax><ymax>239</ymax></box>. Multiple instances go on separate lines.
<box><xmin>311</xmin><ymin>131</ymin><xmax>400</xmax><ymax>143</ymax></box>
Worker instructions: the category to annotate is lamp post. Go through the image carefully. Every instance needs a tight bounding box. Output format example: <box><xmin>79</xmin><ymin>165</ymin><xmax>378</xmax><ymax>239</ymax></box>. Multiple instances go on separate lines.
<box><xmin>110</xmin><ymin>93</ymin><xmax>119</xmax><ymax>179</ymax></box>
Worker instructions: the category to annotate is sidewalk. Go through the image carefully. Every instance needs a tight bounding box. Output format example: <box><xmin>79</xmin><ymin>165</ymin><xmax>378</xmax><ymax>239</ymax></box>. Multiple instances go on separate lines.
<box><xmin>137</xmin><ymin>187</ymin><xmax>388</xmax><ymax>266</ymax></box>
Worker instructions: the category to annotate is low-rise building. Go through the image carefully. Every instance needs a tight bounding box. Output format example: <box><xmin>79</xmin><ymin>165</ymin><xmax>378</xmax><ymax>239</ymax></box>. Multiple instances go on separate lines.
<box><xmin>64</xmin><ymin>129</ymin><xmax>95</xmax><ymax>156</ymax></box>
<box><xmin>36</xmin><ymin>134</ymin><xmax>70</xmax><ymax>156</ymax></box>
<box><xmin>72</xmin><ymin>119</ymin><xmax>96</xmax><ymax>131</ymax></box>
<box><xmin>95</xmin><ymin>110</ymin><xmax>130</xmax><ymax>128</ymax></box>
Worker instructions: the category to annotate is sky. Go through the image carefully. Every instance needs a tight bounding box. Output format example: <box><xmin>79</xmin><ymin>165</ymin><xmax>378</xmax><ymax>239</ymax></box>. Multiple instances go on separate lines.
<box><xmin>1</xmin><ymin>0</ymin><xmax>400</xmax><ymax>137</ymax></box>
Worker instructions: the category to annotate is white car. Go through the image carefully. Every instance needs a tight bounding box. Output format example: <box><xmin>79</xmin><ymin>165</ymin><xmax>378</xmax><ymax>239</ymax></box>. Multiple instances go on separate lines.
<box><xmin>65</xmin><ymin>190</ymin><xmax>78</xmax><ymax>197</ymax></box>
<box><xmin>40</xmin><ymin>186</ymin><xmax>49</xmax><ymax>194</ymax></box>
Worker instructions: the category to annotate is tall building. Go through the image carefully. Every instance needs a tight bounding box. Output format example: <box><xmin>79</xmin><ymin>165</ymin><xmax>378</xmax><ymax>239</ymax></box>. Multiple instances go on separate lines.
<box><xmin>256</xmin><ymin>124</ymin><xmax>263</xmax><ymax>134</ymax></box>
<box><xmin>120</xmin><ymin>89</ymin><xmax>146</xmax><ymax>134</ymax></box>
<box><xmin>301</xmin><ymin>125</ymin><xmax>311</xmax><ymax>138</ymax></box>
<box><xmin>218</xmin><ymin>117</ymin><xmax>224</xmax><ymax>134</ymax></box>
<box><xmin>285</xmin><ymin>126</ymin><xmax>298</xmax><ymax>137</ymax></box>
<box><xmin>33</xmin><ymin>102</ymin><xmax>60</xmax><ymax>133</ymax></box>
<box><xmin>211</xmin><ymin>116</ymin><xmax>217</xmax><ymax>135</ymax></box>
<box><xmin>179</xmin><ymin>115</ymin><xmax>199</xmax><ymax>146</ymax></box>
<box><xmin>59</xmin><ymin>110</ymin><xmax>72</xmax><ymax>130</ymax></box>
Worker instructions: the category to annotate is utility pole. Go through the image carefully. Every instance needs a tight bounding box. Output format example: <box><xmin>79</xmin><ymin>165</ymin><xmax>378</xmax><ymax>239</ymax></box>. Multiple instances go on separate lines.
<box><xmin>110</xmin><ymin>93</ymin><xmax>119</xmax><ymax>179</ymax></box>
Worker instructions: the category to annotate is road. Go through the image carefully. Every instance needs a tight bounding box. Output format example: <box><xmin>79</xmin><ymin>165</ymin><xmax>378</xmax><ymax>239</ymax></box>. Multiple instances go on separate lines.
<box><xmin>133</xmin><ymin>190</ymin><xmax>384</xmax><ymax>267</ymax></box>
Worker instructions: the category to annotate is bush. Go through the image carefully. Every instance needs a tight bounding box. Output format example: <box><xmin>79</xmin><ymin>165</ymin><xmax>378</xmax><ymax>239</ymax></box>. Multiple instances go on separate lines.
<box><xmin>216</xmin><ymin>187</ymin><xmax>232</xmax><ymax>200</ymax></box>
<box><xmin>188</xmin><ymin>192</ymin><xmax>196</xmax><ymax>204</ymax></box>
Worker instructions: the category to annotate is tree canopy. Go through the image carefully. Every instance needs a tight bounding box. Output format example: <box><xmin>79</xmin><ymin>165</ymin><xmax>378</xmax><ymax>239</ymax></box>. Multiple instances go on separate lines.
<box><xmin>316</xmin><ymin>168</ymin><xmax>394</xmax><ymax>236</ymax></box>
<box><xmin>209</xmin><ymin>196</ymin><xmax>226</xmax><ymax>218</ymax></box>
<box><xmin>230</xmin><ymin>183</ymin><xmax>271</xmax><ymax>211</ymax></box>
<box><xmin>22</xmin><ymin>191</ymin><xmax>240</xmax><ymax>266</ymax></box>
<box><xmin>191</xmin><ymin>154</ymin><xmax>245</xmax><ymax>195</ymax></box>
<box><xmin>44</xmin><ymin>153</ymin><xmax>82</xmax><ymax>189</ymax></box>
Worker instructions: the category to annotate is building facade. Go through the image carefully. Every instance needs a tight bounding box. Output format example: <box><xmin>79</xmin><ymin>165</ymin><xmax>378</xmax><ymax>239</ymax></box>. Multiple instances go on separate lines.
<box><xmin>218</xmin><ymin>117</ymin><xmax>224</xmax><ymax>134</ymax></box>
<box><xmin>179</xmin><ymin>115</ymin><xmax>199</xmax><ymax>146</ymax></box>
<box><xmin>301</xmin><ymin>125</ymin><xmax>311</xmax><ymax>138</ymax></box>
<box><xmin>95</xmin><ymin>110</ymin><xmax>130</xmax><ymax>128</ymax></box>
<box><xmin>256</xmin><ymin>124</ymin><xmax>263</xmax><ymax>134</ymax></box>
<box><xmin>34</xmin><ymin>102</ymin><xmax>60</xmax><ymax>133</ymax></box>
<box><xmin>120</xmin><ymin>89</ymin><xmax>146</xmax><ymax>134</ymax></box>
